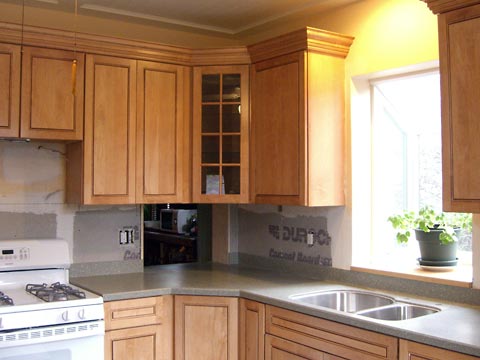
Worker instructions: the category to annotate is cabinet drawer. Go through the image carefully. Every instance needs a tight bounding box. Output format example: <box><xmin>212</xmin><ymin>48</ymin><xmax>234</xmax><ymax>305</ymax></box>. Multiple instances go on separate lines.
<box><xmin>104</xmin><ymin>296</ymin><xmax>172</xmax><ymax>331</ymax></box>
<box><xmin>266</xmin><ymin>305</ymin><xmax>397</xmax><ymax>360</ymax></box>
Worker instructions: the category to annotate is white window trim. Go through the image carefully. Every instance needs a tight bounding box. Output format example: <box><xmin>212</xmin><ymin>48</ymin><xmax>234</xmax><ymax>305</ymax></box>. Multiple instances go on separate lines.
<box><xmin>350</xmin><ymin>60</ymin><xmax>480</xmax><ymax>289</ymax></box>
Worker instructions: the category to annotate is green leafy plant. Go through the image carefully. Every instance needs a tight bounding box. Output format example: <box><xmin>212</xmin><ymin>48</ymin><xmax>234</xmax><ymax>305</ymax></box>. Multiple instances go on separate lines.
<box><xmin>388</xmin><ymin>206</ymin><xmax>472</xmax><ymax>245</ymax></box>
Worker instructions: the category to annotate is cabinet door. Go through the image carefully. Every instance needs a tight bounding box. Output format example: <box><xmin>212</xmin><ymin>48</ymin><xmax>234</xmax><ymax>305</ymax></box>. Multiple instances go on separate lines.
<box><xmin>105</xmin><ymin>325</ymin><xmax>162</xmax><ymax>360</ymax></box>
<box><xmin>21</xmin><ymin>46</ymin><xmax>84</xmax><ymax>140</ymax></box>
<box><xmin>192</xmin><ymin>65</ymin><xmax>249</xmax><ymax>203</ymax></box>
<box><xmin>84</xmin><ymin>54</ymin><xmax>136</xmax><ymax>204</ymax></box>
<box><xmin>265</xmin><ymin>335</ymin><xmax>326</xmax><ymax>360</ymax></box>
<box><xmin>439</xmin><ymin>4</ymin><xmax>480</xmax><ymax>212</ymax></box>
<box><xmin>399</xmin><ymin>340</ymin><xmax>478</xmax><ymax>360</ymax></box>
<box><xmin>250</xmin><ymin>52</ymin><xmax>305</xmax><ymax>205</ymax></box>
<box><xmin>136</xmin><ymin>61</ymin><xmax>191</xmax><ymax>203</ymax></box>
<box><xmin>174</xmin><ymin>295</ymin><xmax>238</xmax><ymax>360</ymax></box>
<box><xmin>0</xmin><ymin>43</ymin><xmax>20</xmax><ymax>138</ymax></box>
<box><xmin>239</xmin><ymin>299</ymin><xmax>265</xmax><ymax>360</ymax></box>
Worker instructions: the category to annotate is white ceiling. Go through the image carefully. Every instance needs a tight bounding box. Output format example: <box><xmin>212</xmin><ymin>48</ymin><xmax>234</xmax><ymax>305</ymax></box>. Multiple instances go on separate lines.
<box><xmin>23</xmin><ymin>0</ymin><xmax>360</xmax><ymax>34</ymax></box>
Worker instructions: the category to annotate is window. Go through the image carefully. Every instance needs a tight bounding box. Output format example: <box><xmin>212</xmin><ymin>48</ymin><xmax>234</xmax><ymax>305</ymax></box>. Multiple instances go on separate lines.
<box><xmin>352</xmin><ymin>66</ymin><xmax>472</xmax><ymax>269</ymax></box>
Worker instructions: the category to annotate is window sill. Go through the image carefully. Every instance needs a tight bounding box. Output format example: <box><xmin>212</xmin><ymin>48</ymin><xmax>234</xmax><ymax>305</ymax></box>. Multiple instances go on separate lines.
<box><xmin>351</xmin><ymin>262</ymin><xmax>473</xmax><ymax>288</ymax></box>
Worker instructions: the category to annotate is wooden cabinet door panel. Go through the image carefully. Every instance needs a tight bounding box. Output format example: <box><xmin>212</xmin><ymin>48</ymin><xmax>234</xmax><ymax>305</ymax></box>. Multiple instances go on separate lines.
<box><xmin>399</xmin><ymin>340</ymin><xmax>479</xmax><ymax>360</ymax></box>
<box><xmin>0</xmin><ymin>43</ymin><xmax>20</xmax><ymax>138</ymax></box>
<box><xmin>175</xmin><ymin>295</ymin><xmax>238</xmax><ymax>360</ymax></box>
<box><xmin>251</xmin><ymin>52</ymin><xmax>304</xmax><ymax>204</ymax></box>
<box><xmin>84</xmin><ymin>54</ymin><xmax>136</xmax><ymax>204</ymax></box>
<box><xmin>239</xmin><ymin>299</ymin><xmax>265</xmax><ymax>360</ymax></box>
<box><xmin>21</xmin><ymin>47</ymin><xmax>84</xmax><ymax>140</ymax></box>
<box><xmin>440</xmin><ymin>5</ymin><xmax>480</xmax><ymax>211</ymax></box>
<box><xmin>106</xmin><ymin>325</ymin><xmax>161</xmax><ymax>360</ymax></box>
<box><xmin>136</xmin><ymin>61</ymin><xmax>190</xmax><ymax>203</ymax></box>
<box><xmin>265</xmin><ymin>335</ymin><xmax>325</xmax><ymax>360</ymax></box>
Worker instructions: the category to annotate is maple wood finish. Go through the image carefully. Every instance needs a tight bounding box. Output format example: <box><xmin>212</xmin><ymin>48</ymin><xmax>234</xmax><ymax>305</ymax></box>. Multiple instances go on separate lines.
<box><xmin>249</xmin><ymin>28</ymin><xmax>353</xmax><ymax>206</ymax></box>
<box><xmin>422</xmin><ymin>0</ymin><xmax>480</xmax><ymax>14</ymax></box>
<box><xmin>67</xmin><ymin>54</ymin><xmax>137</xmax><ymax>204</ymax></box>
<box><xmin>136</xmin><ymin>61</ymin><xmax>191</xmax><ymax>203</ymax></box>
<box><xmin>429</xmin><ymin>3</ymin><xmax>480</xmax><ymax>212</ymax></box>
<box><xmin>239</xmin><ymin>299</ymin><xmax>265</xmax><ymax>360</ymax></box>
<box><xmin>20</xmin><ymin>46</ymin><xmax>84</xmax><ymax>140</ymax></box>
<box><xmin>192</xmin><ymin>65</ymin><xmax>249</xmax><ymax>203</ymax></box>
<box><xmin>399</xmin><ymin>340</ymin><xmax>479</xmax><ymax>360</ymax></box>
<box><xmin>0</xmin><ymin>43</ymin><xmax>20</xmax><ymax>138</ymax></box>
<box><xmin>265</xmin><ymin>335</ymin><xmax>345</xmax><ymax>360</ymax></box>
<box><xmin>104</xmin><ymin>296</ymin><xmax>174</xmax><ymax>360</ymax></box>
<box><xmin>266</xmin><ymin>305</ymin><xmax>397</xmax><ymax>360</ymax></box>
<box><xmin>174</xmin><ymin>295</ymin><xmax>239</xmax><ymax>360</ymax></box>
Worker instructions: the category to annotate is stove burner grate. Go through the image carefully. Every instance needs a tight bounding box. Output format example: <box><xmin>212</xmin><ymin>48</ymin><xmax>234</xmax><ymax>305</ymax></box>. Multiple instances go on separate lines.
<box><xmin>26</xmin><ymin>282</ymin><xmax>86</xmax><ymax>302</ymax></box>
<box><xmin>0</xmin><ymin>291</ymin><xmax>14</xmax><ymax>306</ymax></box>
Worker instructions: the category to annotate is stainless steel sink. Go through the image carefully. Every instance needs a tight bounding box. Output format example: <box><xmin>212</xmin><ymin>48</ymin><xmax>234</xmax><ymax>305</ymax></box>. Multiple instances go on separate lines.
<box><xmin>289</xmin><ymin>290</ymin><xmax>395</xmax><ymax>313</ymax></box>
<box><xmin>357</xmin><ymin>303</ymin><xmax>439</xmax><ymax>321</ymax></box>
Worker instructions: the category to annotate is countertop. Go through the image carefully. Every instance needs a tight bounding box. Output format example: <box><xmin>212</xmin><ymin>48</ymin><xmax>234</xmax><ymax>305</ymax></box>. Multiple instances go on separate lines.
<box><xmin>71</xmin><ymin>263</ymin><xmax>480</xmax><ymax>357</ymax></box>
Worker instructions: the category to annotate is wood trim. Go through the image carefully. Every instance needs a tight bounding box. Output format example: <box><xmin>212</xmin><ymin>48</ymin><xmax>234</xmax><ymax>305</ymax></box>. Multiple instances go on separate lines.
<box><xmin>399</xmin><ymin>339</ymin><xmax>479</xmax><ymax>359</ymax></box>
<box><xmin>0</xmin><ymin>42</ymin><xmax>20</xmax><ymax>138</ymax></box>
<box><xmin>266</xmin><ymin>305</ymin><xmax>398</xmax><ymax>360</ymax></box>
<box><xmin>422</xmin><ymin>0</ymin><xmax>480</xmax><ymax>14</ymax></box>
<box><xmin>248</xmin><ymin>27</ymin><xmax>354</xmax><ymax>64</ymax></box>
<box><xmin>0</xmin><ymin>22</ymin><xmax>249</xmax><ymax>66</ymax></box>
<box><xmin>239</xmin><ymin>299</ymin><xmax>265</xmax><ymax>360</ymax></box>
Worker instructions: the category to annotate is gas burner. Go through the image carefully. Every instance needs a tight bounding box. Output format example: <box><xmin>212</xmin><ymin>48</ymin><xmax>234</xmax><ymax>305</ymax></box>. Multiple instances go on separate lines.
<box><xmin>0</xmin><ymin>291</ymin><xmax>13</xmax><ymax>306</ymax></box>
<box><xmin>26</xmin><ymin>282</ymin><xmax>86</xmax><ymax>302</ymax></box>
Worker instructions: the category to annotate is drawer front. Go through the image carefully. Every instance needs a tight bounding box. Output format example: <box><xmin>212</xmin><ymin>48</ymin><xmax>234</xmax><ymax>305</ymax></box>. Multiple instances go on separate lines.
<box><xmin>266</xmin><ymin>306</ymin><xmax>398</xmax><ymax>360</ymax></box>
<box><xmin>105</xmin><ymin>296</ymin><xmax>173</xmax><ymax>331</ymax></box>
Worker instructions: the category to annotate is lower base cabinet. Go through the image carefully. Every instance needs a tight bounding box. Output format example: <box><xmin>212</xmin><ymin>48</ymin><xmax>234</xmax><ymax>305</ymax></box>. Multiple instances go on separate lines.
<box><xmin>174</xmin><ymin>295</ymin><xmax>239</xmax><ymax>360</ymax></box>
<box><xmin>399</xmin><ymin>340</ymin><xmax>479</xmax><ymax>360</ymax></box>
<box><xmin>266</xmin><ymin>334</ymin><xmax>345</xmax><ymax>360</ymax></box>
<box><xmin>104</xmin><ymin>296</ymin><xmax>173</xmax><ymax>360</ymax></box>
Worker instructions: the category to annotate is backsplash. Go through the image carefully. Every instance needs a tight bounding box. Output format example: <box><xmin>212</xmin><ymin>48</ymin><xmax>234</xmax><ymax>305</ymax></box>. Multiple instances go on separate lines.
<box><xmin>237</xmin><ymin>205</ymin><xmax>334</xmax><ymax>268</ymax></box>
<box><xmin>0</xmin><ymin>141</ymin><xmax>141</xmax><ymax>275</ymax></box>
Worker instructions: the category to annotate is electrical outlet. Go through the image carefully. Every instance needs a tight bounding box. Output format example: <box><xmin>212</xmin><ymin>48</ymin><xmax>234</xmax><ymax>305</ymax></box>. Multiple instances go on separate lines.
<box><xmin>118</xmin><ymin>230</ymin><xmax>128</xmax><ymax>245</ymax></box>
<box><xmin>119</xmin><ymin>227</ymin><xmax>135</xmax><ymax>246</ymax></box>
<box><xmin>307</xmin><ymin>232</ymin><xmax>314</xmax><ymax>246</ymax></box>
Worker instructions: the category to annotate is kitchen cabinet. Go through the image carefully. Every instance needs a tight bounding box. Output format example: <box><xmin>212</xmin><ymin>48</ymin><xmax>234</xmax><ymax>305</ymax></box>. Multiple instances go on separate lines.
<box><xmin>265</xmin><ymin>334</ymin><xmax>345</xmax><ymax>360</ymax></box>
<box><xmin>104</xmin><ymin>296</ymin><xmax>173</xmax><ymax>360</ymax></box>
<box><xmin>239</xmin><ymin>299</ymin><xmax>265</xmax><ymax>360</ymax></box>
<box><xmin>0</xmin><ymin>43</ymin><xmax>20</xmax><ymax>138</ymax></box>
<box><xmin>136</xmin><ymin>61</ymin><xmax>191</xmax><ymax>203</ymax></box>
<box><xmin>174</xmin><ymin>295</ymin><xmax>238</xmax><ymax>360</ymax></box>
<box><xmin>192</xmin><ymin>65</ymin><xmax>249</xmax><ymax>203</ymax></box>
<box><xmin>266</xmin><ymin>305</ymin><xmax>398</xmax><ymax>360</ymax></box>
<box><xmin>67</xmin><ymin>54</ymin><xmax>136</xmax><ymax>204</ymax></box>
<box><xmin>21</xmin><ymin>46</ymin><xmax>84</xmax><ymax>141</ymax></box>
<box><xmin>248</xmin><ymin>28</ymin><xmax>353</xmax><ymax>206</ymax></box>
<box><xmin>422</xmin><ymin>2</ymin><xmax>480</xmax><ymax>212</ymax></box>
<box><xmin>399</xmin><ymin>339</ymin><xmax>478</xmax><ymax>360</ymax></box>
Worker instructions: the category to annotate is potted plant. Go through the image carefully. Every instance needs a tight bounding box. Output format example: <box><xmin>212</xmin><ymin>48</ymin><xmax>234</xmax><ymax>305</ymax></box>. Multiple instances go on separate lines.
<box><xmin>388</xmin><ymin>206</ymin><xmax>471</xmax><ymax>264</ymax></box>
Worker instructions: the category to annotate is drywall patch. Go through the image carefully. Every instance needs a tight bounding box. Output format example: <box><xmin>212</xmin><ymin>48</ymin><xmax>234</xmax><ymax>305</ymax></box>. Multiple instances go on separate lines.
<box><xmin>0</xmin><ymin>211</ymin><xmax>56</xmax><ymax>239</ymax></box>
<box><xmin>238</xmin><ymin>207</ymin><xmax>332</xmax><ymax>267</ymax></box>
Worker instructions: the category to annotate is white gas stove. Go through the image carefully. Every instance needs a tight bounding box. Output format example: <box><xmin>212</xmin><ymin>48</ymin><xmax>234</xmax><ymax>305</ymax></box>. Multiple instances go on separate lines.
<box><xmin>0</xmin><ymin>240</ymin><xmax>104</xmax><ymax>360</ymax></box>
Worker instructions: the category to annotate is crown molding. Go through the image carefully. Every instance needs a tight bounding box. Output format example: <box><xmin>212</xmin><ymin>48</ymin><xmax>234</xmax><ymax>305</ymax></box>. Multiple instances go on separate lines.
<box><xmin>422</xmin><ymin>0</ymin><xmax>480</xmax><ymax>14</ymax></box>
<box><xmin>247</xmin><ymin>27</ymin><xmax>354</xmax><ymax>63</ymax></box>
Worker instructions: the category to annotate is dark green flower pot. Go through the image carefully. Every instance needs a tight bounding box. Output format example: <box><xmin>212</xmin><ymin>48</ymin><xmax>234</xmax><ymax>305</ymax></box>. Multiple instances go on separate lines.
<box><xmin>414</xmin><ymin>228</ymin><xmax>459</xmax><ymax>262</ymax></box>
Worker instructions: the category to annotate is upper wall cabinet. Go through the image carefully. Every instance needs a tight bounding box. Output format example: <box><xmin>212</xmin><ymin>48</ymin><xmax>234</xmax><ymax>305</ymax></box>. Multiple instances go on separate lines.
<box><xmin>423</xmin><ymin>1</ymin><xmax>480</xmax><ymax>212</ymax></box>
<box><xmin>136</xmin><ymin>61</ymin><xmax>191</xmax><ymax>204</ymax></box>
<box><xmin>21</xmin><ymin>47</ymin><xmax>84</xmax><ymax>141</ymax></box>
<box><xmin>248</xmin><ymin>28</ymin><xmax>354</xmax><ymax>206</ymax></box>
<box><xmin>192</xmin><ymin>65</ymin><xmax>249</xmax><ymax>203</ymax></box>
<box><xmin>0</xmin><ymin>43</ymin><xmax>20</xmax><ymax>138</ymax></box>
<box><xmin>67</xmin><ymin>54</ymin><xmax>137</xmax><ymax>205</ymax></box>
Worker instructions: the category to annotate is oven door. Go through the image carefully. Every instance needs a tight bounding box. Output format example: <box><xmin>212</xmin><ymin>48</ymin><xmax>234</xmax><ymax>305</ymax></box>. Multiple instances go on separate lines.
<box><xmin>0</xmin><ymin>321</ymin><xmax>104</xmax><ymax>360</ymax></box>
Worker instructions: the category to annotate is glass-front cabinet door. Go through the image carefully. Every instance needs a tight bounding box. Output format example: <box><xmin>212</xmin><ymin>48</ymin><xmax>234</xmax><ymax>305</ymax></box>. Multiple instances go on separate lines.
<box><xmin>193</xmin><ymin>65</ymin><xmax>249</xmax><ymax>203</ymax></box>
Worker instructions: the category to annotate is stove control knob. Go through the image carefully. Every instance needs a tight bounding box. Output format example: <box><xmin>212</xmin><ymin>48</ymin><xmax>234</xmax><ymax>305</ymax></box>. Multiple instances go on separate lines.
<box><xmin>78</xmin><ymin>309</ymin><xmax>85</xmax><ymax>320</ymax></box>
<box><xmin>62</xmin><ymin>311</ymin><xmax>69</xmax><ymax>322</ymax></box>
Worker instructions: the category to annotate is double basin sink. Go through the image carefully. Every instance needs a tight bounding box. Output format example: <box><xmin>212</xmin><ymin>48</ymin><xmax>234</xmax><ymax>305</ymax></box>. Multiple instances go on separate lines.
<box><xmin>289</xmin><ymin>290</ymin><xmax>439</xmax><ymax>321</ymax></box>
